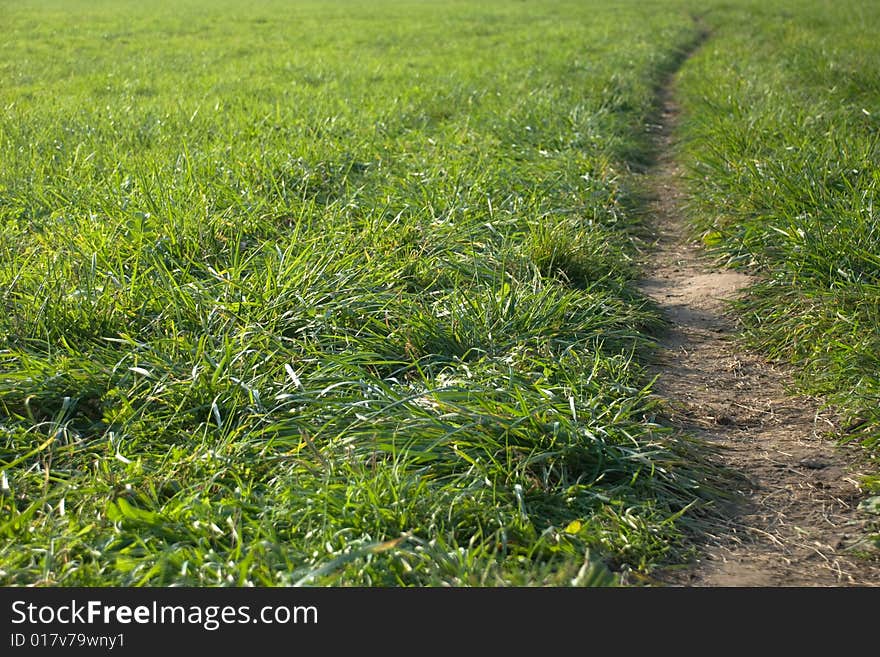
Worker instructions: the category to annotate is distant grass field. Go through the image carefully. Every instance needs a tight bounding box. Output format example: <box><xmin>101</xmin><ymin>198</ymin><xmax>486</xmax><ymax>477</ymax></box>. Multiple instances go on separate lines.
<box><xmin>0</xmin><ymin>0</ymin><xmax>710</xmax><ymax>585</ymax></box>
<box><xmin>678</xmin><ymin>0</ymin><xmax>880</xmax><ymax>466</ymax></box>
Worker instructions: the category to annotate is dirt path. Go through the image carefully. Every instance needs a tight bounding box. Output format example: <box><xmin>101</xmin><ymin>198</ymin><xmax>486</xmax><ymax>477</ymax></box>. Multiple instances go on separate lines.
<box><xmin>637</xmin><ymin>54</ymin><xmax>880</xmax><ymax>586</ymax></box>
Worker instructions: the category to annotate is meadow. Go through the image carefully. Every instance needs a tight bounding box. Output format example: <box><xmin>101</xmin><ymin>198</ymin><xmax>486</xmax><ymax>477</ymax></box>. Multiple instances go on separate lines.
<box><xmin>0</xmin><ymin>0</ymin><xmax>876</xmax><ymax>586</ymax></box>
<box><xmin>678</xmin><ymin>0</ymin><xmax>880</xmax><ymax>461</ymax></box>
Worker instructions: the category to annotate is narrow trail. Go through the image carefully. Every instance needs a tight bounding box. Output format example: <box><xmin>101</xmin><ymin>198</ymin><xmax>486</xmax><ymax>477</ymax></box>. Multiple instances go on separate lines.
<box><xmin>637</xmin><ymin>45</ymin><xmax>880</xmax><ymax>586</ymax></box>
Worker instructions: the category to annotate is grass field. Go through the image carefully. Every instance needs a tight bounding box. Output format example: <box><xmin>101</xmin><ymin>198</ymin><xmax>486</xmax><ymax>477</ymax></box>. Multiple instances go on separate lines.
<box><xmin>678</xmin><ymin>0</ymin><xmax>880</xmax><ymax>463</ymax></box>
<box><xmin>0</xmin><ymin>0</ymin><xmax>710</xmax><ymax>586</ymax></box>
<box><xmin>0</xmin><ymin>0</ymin><xmax>877</xmax><ymax>586</ymax></box>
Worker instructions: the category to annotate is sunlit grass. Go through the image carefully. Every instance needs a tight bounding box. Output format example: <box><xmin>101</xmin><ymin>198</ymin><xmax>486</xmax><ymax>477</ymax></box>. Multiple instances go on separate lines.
<box><xmin>0</xmin><ymin>0</ymin><xmax>711</xmax><ymax>585</ymax></box>
<box><xmin>677</xmin><ymin>0</ymin><xmax>880</xmax><ymax>454</ymax></box>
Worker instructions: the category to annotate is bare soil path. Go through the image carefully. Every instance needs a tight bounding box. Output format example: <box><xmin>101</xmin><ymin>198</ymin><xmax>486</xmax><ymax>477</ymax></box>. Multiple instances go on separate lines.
<box><xmin>637</xmin><ymin>55</ymin><xmax>880</xmax><ymax>586</ymax></box>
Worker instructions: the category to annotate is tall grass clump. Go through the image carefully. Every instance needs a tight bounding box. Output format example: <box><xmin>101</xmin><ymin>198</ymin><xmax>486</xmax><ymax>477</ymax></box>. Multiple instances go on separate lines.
<box><xmin>0</xmin><ymin>0</ymin><xmax>708</xmax><ymax>585</ymax></box>
<box><xmin>678</xmin><ymin>0</ymin><xmax>880</xmax><ymax>454</ymax></box>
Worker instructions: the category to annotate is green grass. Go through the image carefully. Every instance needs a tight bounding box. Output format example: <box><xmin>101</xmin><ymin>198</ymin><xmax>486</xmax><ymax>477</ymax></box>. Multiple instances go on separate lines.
<box><xmin>0</xmin><ymin>0</ymin><xmax>713</xmax><ymax>586</ymax></box>
<box><xmin>5</xmin><ymin>0</ymin><xmax>878</xmax><ymax>586</ymax></box>
<box><xmin>677</xmin><ymin>0</ymin><xmax>880</xmax><ymax>455</ymax></box>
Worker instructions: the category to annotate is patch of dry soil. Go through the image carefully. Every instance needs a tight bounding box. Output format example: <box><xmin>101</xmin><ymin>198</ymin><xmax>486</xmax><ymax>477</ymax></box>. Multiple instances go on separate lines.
<box><xmin>638</xmin><ymin>75</ymin><xmax>880</xmax><ymax>586</ymax></box>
